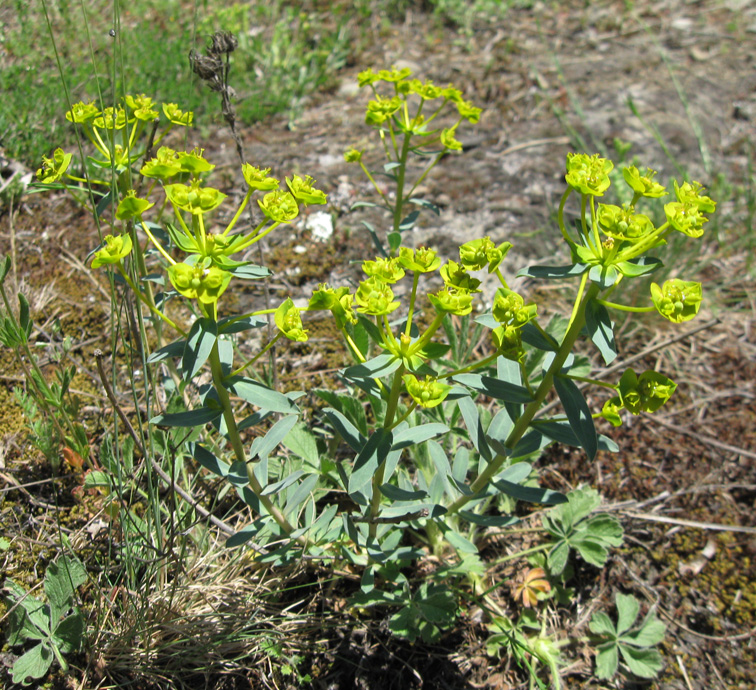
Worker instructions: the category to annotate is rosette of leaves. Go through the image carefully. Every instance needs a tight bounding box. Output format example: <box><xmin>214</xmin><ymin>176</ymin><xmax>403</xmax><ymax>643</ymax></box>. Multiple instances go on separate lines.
<box><xmin>543</xmin><ymin>486</ymin><xmax>624</xmax><ymax>574</ymax></box>
<box><xmin>3</xmin><ymin>555</ymin><xmax>87</xmax><ymax>685</ymax></box>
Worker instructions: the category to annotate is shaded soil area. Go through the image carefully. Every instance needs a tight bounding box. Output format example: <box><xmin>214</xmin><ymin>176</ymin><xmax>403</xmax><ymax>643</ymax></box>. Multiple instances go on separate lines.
<box><xmin>2</xmin><ymin>1</ymin><xmax>756</xmax><ymax>688</ymax></box>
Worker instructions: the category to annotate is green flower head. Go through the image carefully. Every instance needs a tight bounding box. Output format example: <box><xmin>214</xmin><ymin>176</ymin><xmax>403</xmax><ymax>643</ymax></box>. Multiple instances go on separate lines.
<box><xmin>165</xmin><ymin>180</ymin><xmax>227</xmax><ymax>215</ymax></box>
<box><xmin>456</xmin><ymin>99</ymin><xmax>482</xmax><ymax>124</ymax></box>
<box><xmin>309</xmin><ymin>285</ymin><xmax>357</xmax><ymax>328</ymax></box>
<box><xmin>115</xmin><ymin>190</ymin><xmax>154</xmax><ymax>220</ymax></box>
<box><xmin>650</xmin><ymin>279</ymin><xmax>702</xmax><ymax>323</ymax></box>
<box><xmin>286</xmin><ymin>175</ymin><xmax>327</xmax><ymax>206</ymax></box>
<box><xmin>491</xmin><ymin>325</ymin><xmax>524</xmax><ymax>362</ymax></box>
<box><xmin>440</xmin><ymin>260</ymin><xmax>481</xmax><ymax>293</ymax></box>
<box><xmin>459</xmin><ymin>237</ymin><xmax>512</xmax><ymax>273</ymax></box>
<box><xmin>344</xmin><ymin>147</ymin><xmax>363</xmax><ymax>163</ymax></box>
<box><xmin>125</xmin><ymin>94</ymin><xmax>159</xmax><ymax>122</ymax></box>
<box><xmin>565</xmin><ymin>153</ymin><xmax>613</xmax><ymax>196</ymax></box>
<box><xmin>403</xmin><ymin>374</ymin><xmax>452</xmax><ymax>409</ymax></box>
<box><xmin>622</xmin><ymin>166</ymin><xmax>667</xmax><ymax>198</ymax></box>
<box><xmin>65</xmin><ymin>101</ymin><xmax>99</xmax><ymax>124</ymax></box>
<box><xmin>664</xmin><ymin>201</ymin><xmax>707</xmax><ymax>238</ymax></box>
<box><xmin>674</xmin><ymin>180</ymin><xmax>716</xmax><ymax>214</ymax></box>
<box><xmin>36</xmin><ymin>148</ymin><xmax>72</xmax><ymax>183</ymax></box>
<box><xmin>167</xmin><ymin>262</ymin><xmax>232</xmax><ymax>305</ymax></box>
<box><xmin>242</xmin><ymin>164</ymin><xmax>279</xmax><ymax>192</ymax></box>
<box><xmin>428</xmin><ymin>286</ymin><xmax>474</xmax><ymax>316</ymax></box>
<box><xmin>258</xmin><ymin>190</ymin><xmax>299</xmax><ymax>222</ymax></box>
<box><xmin>355</xmin><ymin>276</ymin><xmax>400</xmax><ymax>316</ymax></box>
<box><xmin>275</xmin><ymin>297</ymin><xmax>309</xmax><ymax>342</ymax></box>
<box><xmin>618</xmin><ymin>369</ymin><xmax>677</xmax><ymax>415</ymax></box>
<box><xmin>597</xmin><ymin>204</ymin><xmax>654</xmax><ymax>242</ymax></box>
<box><xmin>177</xmin><ymin>148</ymin><xmax>215</xmax><ymax>175</ymax></box>
<box><xmin>91</xmin><ymin>234</ymin><xmax>133</xmax><ymax>268</ymax></box>
<box><xmin>376</xmin><ymin>66</ymin><xmax>413</xmax><ymax>84</ymax></box>
<box><xmin>140</xmin><ymin>147</ymin><xmax>182</xmax><ymax>180</ymax></box>
<box><xmin>492</xmin><ymin>288</ymin><xmax>537</xmax><ymax>328</ymax></box>
<box><xmin>600</xmin><ymin>396</ymin><xmax>624</xmax><ymax>427</ymax></box>
<box><xmin>399</xmin><ymin>246</ymin><xmax>441</xmax><ymax>273</ymax></box>
<box><xmin>408</xmin><ymin>79</ymin><xmax>443</xmax><ymax>101</ymax></box>
<box><xmin>94</xmin><ymin>106</ymin><xmax>129</xmax><ymax>130</ymax></box>
<box><xmin>362</xmin><ymin>256</ymin><xmax>405</xmax><ymax>283</ymax></box>
<box><xmin>440</xmin><ymin>127</ymin><xmax>463</xmax><ymax>151</ymax></box>
<box><xmin>162</xmin><ymin>103</ymin><xmax>194</xmax><ymax>127</ymax></box>
<box><xmin>365</xmin><ymin>96</ymin><xmax>402</xmax><ymax>126</ymax></box>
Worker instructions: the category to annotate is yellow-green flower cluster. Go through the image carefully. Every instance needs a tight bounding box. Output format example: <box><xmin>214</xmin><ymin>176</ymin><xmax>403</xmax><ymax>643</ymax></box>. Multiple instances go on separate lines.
<box><xmin>402</xmin><ymin>374</ymin><xmax>452</xmax><ymax>409</ymax></box>
<box><xmin>601</xmin><ymin>369</ymin><xmax>677</xmax><ymax>426</ymax></box>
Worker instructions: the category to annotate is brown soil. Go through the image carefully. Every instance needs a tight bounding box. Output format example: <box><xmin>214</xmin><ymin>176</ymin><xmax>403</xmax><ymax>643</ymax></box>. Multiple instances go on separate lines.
<box><xmin>2</xmin><ymin>1</ymin><xmax>756</xmax><ymax>689</ymax></box>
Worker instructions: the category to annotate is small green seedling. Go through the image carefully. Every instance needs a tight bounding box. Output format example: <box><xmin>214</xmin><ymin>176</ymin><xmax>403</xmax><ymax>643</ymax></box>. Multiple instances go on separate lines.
<box><xmin>589</xmin><ymin>592</ymin><xmax>666</xmax><ymax>679</ymax></box>
<box><xmin>4</xmin><ymin>555</ymin><xmax>87</xmax><ymax>686</ymax></box>
<box><xmin>543</xmin><ymin>486</ymin><xmax>624</xmax><ymax>574</ymax></box>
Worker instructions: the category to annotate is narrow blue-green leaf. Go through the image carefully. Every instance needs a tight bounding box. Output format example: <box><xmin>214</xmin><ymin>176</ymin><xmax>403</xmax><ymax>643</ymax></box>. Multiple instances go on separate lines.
<box><xmin>536</xmin><ymin>421</ymin><xmax>617</xmax><ymax>452</ymax></box>
<box><xmin>453</xmin><ymin>373</ymin><xmax>533</xmax><ymax>403</ymax></box>
<box><xmin>360</xmin><ymin>220</ymin><xmax>388</xmax><ymax>257</ymax></box>
<box><xmin>18</xmin><ymin>293</ymin><xmax>30</xmax><ymax>336</ymax></box>
<box><xmin>0</xmin><ymin>255</ymin><xmax>11</xmax><ymax>284</ymax></box>
<box><xmin>183</xmin><ymin>318</ymin><xmax>217</xmax><ymax>381</ymax></box>
<box><xmin>261</xmin><ymin>469</ymin><xmax>305</xmax><ymax>496</ymax></box>
<box><xmin>509</xmin><ymin>429</ymin><xmax>547</xmax><ymax>460</ymax></box>
<box><xmin>382</xmin><ymin>448</ymin><xmax>402</xmax><ymax>483</ymax></box>
<box><xmin>391</xmin><ymin>423</ymin><xmax>448</xmax><ymax>450</ymax></box>
<box><xmin>498</xmin><ymin>462</ymin><xmax>532</xmax><ymax>484</ymax></box>
<box><xmin>190</xmin><ymin>442</ymin><xmax>229</xmax><ymax>477</ymax></box>
<box><xmin>388</xmin><ymin>232</ymin><xmax>401</xmax><ymax>253</ymax></box>
<box><xmin>227</xmin><ymin>264</ymin><xmax>270</xmax><ymax>280</ymax></box>
<box><xmin>517</xmin><ymin>263</ymin><xmax>587</xmax><ymax>279</ymax></box>
<box><xmin>452</xmin><ymin>446</ymin><xmax>470</xmax><ymax>484</ymax></box>
<box><xmin>585</xmin><ymin>299</ymin><xmax>617</xmax><ymax>365</ymax></box>
<box><xmin>348</xmin><ymin>428</ymin><xmax>392</xmax><ymax>496</ymax></box>
<box><xmin>146</xmin><ymin>339</ymin><xmax>185</xmax><ymax>364</ymax></box>
<box><xmin>589</xmin><ymin>263</ymin><xmax>619</xmax><ymax>289</ymax></box>
<box><xmin>227</xmin><ymin>376</ymin><xmax>299</xmax><ymax>414</ymax></box>
<box><xmin>486</xmin><ymin>407</ymin><xmax>514</xmax><ymax>452</ymax></box>
<box><xmin>343</xmin><ymin>353</ymin><xmax>401</xmax><ymax>380</ymax></box>
<box><xmin>615</xmin><ymin>255</ymin><xmax>662</xmax><ymax>277</ymax></box>
<box><xmin>457</xmin><ymin>395</ymin><xmax>492</xmax><ymax>462</ymax></box>
<box><xmin>150</xmin><ymin>407</ymin><xmax>221</xmax><ymax>427</ymax></box>
<box><xmin>493</xmin><ymin>478</ymin><xmax>567</xmax><ymax>505</ymax></box>
<box><xmin>285</xmin><ymin>473</ymin><xmax>319</xmax><ymax>514</ymax></box>
<box><xmin>238</xmin><ymin>409</ymin><xmax>273</xmax><ymax>432</ymax></box>
<box><xmin>520</xmin><ymin>321</ymin><xmax>559</xmax><ymax>352</ymax></box>
<box><xmin>379</xmin><ymin>484</ymin><xmax>428</xmax><ymax>501</ymax></box>
<box><xmin>459</xmin><ymin>511</ymin><xmax>519</xmax><ymax>527</ymax></box>
<box><xmin>554</xmin><ymin>375</ymin><xmax>598</xmax><ymax>460</ymax></box>
<box><xmin>408</xmin><ymin>197</ymin><xmax>440</xmax><ymax>215</ymax></box>
<box><xmin>399</xmin><ymin>210</ymin><xmax>420</xmax><ymax>232</ymax></box>
<box><xmin>95</xmin><ymin>189</ymin><xmax>112</xmax><ymax>218</ymax></box>
<box><xmin>250</xmin><ymin>415</ymin><xmax>299</xmax><ymax>461</ymax></box>
<box><xmin>225</xmin><ymin>523</ymin><xmax>262</xmax><ymax>548</ymax></box>
<box><xmin>217</xmin><ymin>315</ymin><xmax>267</xmax><ymax>334</ymax></box>
<box><xmin>441</xmin><ymin>525</ymin><xmax>478</xmax><ymax>554</ymax></box>
<box><xmin>323</xmin><ymin>408</ymin><xmax>365</xmax><ymax>453</ymax></box>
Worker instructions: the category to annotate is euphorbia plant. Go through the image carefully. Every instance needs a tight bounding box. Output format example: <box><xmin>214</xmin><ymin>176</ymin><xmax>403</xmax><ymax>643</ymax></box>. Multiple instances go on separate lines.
<box><xmin>32</xmin><ymin>63</ymin><xmax>714</xmax><ymax>685</ymax></box>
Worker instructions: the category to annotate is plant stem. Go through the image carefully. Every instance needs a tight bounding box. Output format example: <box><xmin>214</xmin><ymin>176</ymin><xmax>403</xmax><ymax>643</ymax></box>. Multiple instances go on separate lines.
<box><xmin>446</xmin><ymin>282</ymin><xmax>601</xmax><ymax>515</ymax></box>
<box><xmin>208</xmin><ymin>341</ymin><xmax>299</xmax><ymax>538</ymax></box>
